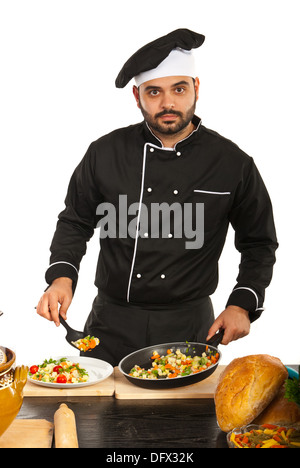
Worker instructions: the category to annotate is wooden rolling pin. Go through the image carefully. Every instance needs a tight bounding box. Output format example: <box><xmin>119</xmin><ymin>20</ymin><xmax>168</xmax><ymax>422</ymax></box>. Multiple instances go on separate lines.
<box><xmin>54</xmin><ymin>403</ymin><xmax>79</xmax><ymax>448</ymax></box>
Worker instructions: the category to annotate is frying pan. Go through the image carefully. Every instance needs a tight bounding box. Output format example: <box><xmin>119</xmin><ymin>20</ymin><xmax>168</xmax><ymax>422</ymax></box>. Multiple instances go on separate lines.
<box><xmin>118</xmin><ymin>329</ymin><xmax>224</xmax><ymax>389</ymax></box>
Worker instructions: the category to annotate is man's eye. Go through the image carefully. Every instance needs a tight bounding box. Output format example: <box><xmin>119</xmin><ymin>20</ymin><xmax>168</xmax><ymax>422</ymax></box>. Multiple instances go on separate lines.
<box><xmin>150</xmin><ymin>90</ymin><xmax>159</xmax><ymax>96</ymax></box>
<box><xmin>175</xmin><ymin>87</ymin><xmax>185</xmax><ymax>94</ymax></box>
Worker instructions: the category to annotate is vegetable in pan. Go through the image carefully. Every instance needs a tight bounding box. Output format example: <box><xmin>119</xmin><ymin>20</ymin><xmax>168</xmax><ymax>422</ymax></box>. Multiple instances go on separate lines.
<box><xmin>129</xmin><ymin>345</ymin><xmax>219</xmax><ymax>380</ymax></box>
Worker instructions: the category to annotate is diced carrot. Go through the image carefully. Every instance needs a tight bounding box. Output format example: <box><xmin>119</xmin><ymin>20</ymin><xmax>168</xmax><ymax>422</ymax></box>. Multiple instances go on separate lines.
<box><xmin>271</xmin><ymin>445</ymin><xmax>287</xmax><ymax>448</ymax></box>
<box><xmin>261</xmin><ymin>424</ymin><xmax>278</xmax><ymax>430</ymax></box>
<box><xmin>276</xmin><ymin>427</ymin><xmax>287</xmax><ymax>433</ymax></box>
<box><xmin>89</xmin><ymin>339</ymin><xmax>97</xmax><ymax>349</ymax></box>
<box><xmin>165</xmin><ymin>364</ymin><xmax>176</xmax><ymax>370</ymax></box>
<box><xmin>168</xmin><ymin>372</ymin><xmax>179</xmax><ymax>378</ymax></box>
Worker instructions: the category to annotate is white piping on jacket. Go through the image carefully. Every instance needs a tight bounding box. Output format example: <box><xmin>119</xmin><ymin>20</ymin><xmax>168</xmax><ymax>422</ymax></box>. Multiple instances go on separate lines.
<box><xmin>232</xmin><ymin>286</ymin><xmax>261</xmax><ymax>311</ymax></box>
<box><xmin>126</xmin><ymin>143</ymin><xmax>149</xmax><ymax>302</ymax></box>
<box><xmin>126</xmin><ymin>119</ymin><xmax>202</xmax><ymax>302</ymax></box>
<box><xmin>46</xmin><ymin>261</ymin><xmax>79</xmax><ymax>275</ymax></box>
<box><xmin>194</xmin><ymin>190</ymin><xmax>231</xmax><ymax>195</ymax></box>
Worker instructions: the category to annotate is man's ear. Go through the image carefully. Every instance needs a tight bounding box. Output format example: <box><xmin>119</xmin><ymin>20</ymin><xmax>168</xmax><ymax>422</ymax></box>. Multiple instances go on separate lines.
<box><xmin>194</xmin><ymin>77</ymin><xmax>200</xmax><ymax>102</ymax></box>
<box><xmin>132</xmin><ymin>85</ymin><xmax>141</xmax><ymax>109</ymax></box>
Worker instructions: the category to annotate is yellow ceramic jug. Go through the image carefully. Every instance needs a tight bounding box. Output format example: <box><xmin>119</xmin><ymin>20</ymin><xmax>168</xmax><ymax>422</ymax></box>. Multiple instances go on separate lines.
<box><xmin>0</xmin><ymin>347</ymin><xmax>28</xmax><ymax>437</ymax></box>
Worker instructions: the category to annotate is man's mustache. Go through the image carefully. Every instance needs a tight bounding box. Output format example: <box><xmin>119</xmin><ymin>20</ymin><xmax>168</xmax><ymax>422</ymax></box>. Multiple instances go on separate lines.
<box><xmin>155</xmin><ymin>109</ymin><xmax>183</xmax><ymax>119</ymax></box>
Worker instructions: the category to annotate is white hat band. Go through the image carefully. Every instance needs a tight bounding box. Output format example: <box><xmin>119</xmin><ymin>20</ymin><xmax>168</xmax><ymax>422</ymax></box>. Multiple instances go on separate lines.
<box><xmin>134</xmin><ymin>48</ymin><xmax>196</xmax><ymax>87</ymax></box>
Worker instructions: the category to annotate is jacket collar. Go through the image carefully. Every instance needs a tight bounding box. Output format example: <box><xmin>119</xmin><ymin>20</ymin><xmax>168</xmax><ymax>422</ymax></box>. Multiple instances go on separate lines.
<box><xmin>142</xmin><ymin>115</ymin><xmax>202</xmax><ymax>150</ymax></box>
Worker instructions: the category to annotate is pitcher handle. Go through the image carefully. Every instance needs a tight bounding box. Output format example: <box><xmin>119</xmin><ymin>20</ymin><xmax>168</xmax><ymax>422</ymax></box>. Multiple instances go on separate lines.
<box><xmin>12</xmin><ymin>365</ymin><xmax>29</xmax><ymax>392</ymax></box>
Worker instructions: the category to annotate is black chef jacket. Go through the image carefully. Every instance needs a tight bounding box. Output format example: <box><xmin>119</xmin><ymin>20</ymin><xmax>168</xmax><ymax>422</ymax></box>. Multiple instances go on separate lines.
<box><xmin>45</xmin><ymin>115</ymin><xmax>278</xmax><ymax>322</ymax></box>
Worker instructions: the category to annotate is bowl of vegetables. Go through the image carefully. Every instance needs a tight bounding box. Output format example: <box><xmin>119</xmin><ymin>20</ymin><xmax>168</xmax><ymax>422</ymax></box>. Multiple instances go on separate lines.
<box><xmin>227</xmin><ymin>423</ymin><xmax>300</xmax><ymax>448</ymax></box>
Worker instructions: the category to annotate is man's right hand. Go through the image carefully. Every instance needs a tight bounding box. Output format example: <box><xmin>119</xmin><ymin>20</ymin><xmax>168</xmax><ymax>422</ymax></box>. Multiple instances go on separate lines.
<box><xmin>36</xmin><ymin>277</ymin><xmax>73</xmax><ymax>327</ymax></box>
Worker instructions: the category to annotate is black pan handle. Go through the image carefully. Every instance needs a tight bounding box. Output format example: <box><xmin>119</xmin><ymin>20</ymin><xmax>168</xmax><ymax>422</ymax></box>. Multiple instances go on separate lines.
<box><xmin>59</xmin><ymin>316</ymin><xmax>73</xmax><ymax>332</ymax></box>
<box><xmin>205</xmin><ymin>328</ymin><xmax>224</xmax><ymax>348</ymax></box>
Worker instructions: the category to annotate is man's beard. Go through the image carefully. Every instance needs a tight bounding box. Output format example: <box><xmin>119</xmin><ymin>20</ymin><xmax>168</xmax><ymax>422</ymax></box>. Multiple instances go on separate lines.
<box><xmin>139</xmin><ymin>98</ymin><xmax>196</xmax><ymax>136</ymax></box>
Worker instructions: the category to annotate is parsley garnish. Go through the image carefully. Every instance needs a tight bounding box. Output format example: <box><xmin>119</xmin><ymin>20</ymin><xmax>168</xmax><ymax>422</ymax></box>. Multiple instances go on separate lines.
<box><xmin>284</xmin><ymin>366</ymin><xmax>300</xmax><ymax>406</ymax></box>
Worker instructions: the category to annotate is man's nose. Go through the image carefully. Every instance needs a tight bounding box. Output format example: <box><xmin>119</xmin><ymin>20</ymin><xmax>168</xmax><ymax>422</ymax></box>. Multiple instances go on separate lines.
<box><xmin>160</xmin><ymin>92</ymin><xmax>175</xmax><ymax>109</ymax></box>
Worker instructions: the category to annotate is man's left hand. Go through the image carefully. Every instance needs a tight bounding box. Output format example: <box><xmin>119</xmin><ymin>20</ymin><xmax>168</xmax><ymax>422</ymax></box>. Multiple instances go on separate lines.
<box><xmin>206</xmin><ymin>305</ymin><xmax>251</xmax><ymax>345</ymax></box>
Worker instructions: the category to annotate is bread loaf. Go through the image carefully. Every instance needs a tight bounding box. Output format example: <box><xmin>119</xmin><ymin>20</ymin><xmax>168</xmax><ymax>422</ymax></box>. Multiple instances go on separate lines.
<box><xmin>214</xmin><ymin>354</ymin><xmax>288</xmax><ymax>432</ymax></box>
<box><xmin>254</xmin><ymin>384</ymin><xmax>300</xmax><ymax>427</ymax></box>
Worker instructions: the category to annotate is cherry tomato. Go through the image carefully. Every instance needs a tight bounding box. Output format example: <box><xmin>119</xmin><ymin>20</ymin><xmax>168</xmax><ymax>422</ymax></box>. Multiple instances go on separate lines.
<box><xmin>53</xmin><ymin>365</ymin><xmax>63</xmax><ymax>373</ymax></box>
<box><xmin>56</xmin><ymin>374</ymin><xmax>67</xmax><ymax>384</ymax></box>
<box><xmin>30</xmin><ymin>365</ymin><xmax>39</xmax><ymax>374</ymax></box>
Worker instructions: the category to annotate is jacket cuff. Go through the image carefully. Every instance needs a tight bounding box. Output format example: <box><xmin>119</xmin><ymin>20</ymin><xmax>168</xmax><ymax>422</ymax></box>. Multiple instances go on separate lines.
<box><xmin>45</xmin><ymin>261</ymin><xmax>79</xmax><ymax>294</ymax></box>
<box><xmin>226</xmin><ymin>287</ymin><xmax>264</xmax><ymax>322</ymax></box>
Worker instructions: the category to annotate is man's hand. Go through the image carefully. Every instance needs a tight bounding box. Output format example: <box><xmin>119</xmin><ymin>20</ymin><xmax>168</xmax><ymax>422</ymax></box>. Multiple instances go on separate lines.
<box><xmin>36</xmin><ymin>277</ymin><xmax>73</xmax><ymax>327</ymax></box>
<box><xmin>206</xmin><ymin>305</ymin><xmax>251</xmax><ymax>345</ymax></box>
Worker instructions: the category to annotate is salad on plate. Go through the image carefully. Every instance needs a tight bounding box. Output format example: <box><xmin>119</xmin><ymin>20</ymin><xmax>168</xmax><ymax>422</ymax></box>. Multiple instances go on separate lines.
<box><xmin>29</xmin><ymin>357</ymin><xmax>89</xmax><ymax>384</ymax></box>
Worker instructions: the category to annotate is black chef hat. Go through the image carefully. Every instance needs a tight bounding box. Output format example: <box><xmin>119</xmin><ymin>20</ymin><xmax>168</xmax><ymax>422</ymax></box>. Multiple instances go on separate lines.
<box><xmin>115</xmin><ymin>28</ymin><xmax>205</xmax><ymax>88</ymax></box>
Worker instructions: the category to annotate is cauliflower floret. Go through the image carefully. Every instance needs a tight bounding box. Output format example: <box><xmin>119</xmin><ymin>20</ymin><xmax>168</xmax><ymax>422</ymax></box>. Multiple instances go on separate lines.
<box><xmin>44</xmin><ymin>364</ymin><xmax>55</xmax><ymax>373</ymax></box>
<box><xmin>71</xmin><ymin>370</ymin><xmax>79</xmax><ymax>379</ymax></box>
<box><xmin>168</xmin><ymin>357</ymin><xmax>176</xmax><ymax>365</ymax></box>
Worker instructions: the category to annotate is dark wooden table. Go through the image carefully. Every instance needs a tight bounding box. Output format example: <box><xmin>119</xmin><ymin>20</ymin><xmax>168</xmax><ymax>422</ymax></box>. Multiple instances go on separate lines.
<box><xmin>18</xmin><ymin>396</ymin><xmax>228</xmax><ymax>450</ymax></box>
<box><xmin>17</xmin><ymin>365</ymin><xmax>297</xmax><ymax>451</ymax></box>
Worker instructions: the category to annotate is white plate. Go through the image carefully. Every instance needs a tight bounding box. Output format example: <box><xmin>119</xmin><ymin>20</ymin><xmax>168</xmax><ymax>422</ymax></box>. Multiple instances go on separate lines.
<box><xmin>28</xmin><ymin>356</ymin><xmax>113</xmax><ymax>389</ymax></box>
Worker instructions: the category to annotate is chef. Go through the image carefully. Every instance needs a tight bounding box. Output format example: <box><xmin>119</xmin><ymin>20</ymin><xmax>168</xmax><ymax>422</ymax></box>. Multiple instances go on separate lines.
<box><xmin>36</xmin><ymin>29</ymin><xmax>278</xmax><ymax>366</ymax></box>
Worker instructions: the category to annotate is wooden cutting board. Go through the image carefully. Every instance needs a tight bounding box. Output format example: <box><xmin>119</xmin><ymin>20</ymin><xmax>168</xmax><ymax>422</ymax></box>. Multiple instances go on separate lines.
<box><xmin>114</xmin><ymin>365</ymin><xmax>225</xmax><ymax>399</ymax></box>
<box><xmin>24</xmin><ymin>373</ymin><xmax>115</xmax><ymax>396</ymax></box>
<box><xmin>0</xmin><ymin>419</ymin><xmax>53</xmax><ymax>448</ymax></box>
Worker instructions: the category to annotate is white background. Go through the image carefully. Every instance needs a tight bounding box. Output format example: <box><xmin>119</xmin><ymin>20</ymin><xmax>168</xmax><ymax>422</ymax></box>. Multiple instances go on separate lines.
<box><xmin>0</xmin><ymin>0</ymin><xmax>299</xmax><ymax>367</ymax></box>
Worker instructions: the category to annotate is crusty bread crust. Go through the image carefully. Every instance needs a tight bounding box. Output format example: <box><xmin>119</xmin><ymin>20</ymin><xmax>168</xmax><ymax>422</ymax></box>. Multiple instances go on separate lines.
<box><xmin>214</xmin><ymin>355</ymin><xmax>288</xmax><ymax>432</ymax></box>
<box><xmin>254</xmin><ymin>384</ymin><xmax>300</xmax><ymax>426</ymax></box>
